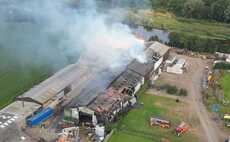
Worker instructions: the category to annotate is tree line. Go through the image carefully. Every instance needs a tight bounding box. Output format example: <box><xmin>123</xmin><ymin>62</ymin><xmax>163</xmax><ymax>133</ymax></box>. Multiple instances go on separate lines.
<box><xmin>149</xmin><ymin>0</ymin><xmax>230</xmax><ymax>23</ymax></box>
<box><xmin>214</xmin><ymin>62</ymin><xmax>230</xmax><ymax>70</ymax></box>
<box><xmin>167</xmin><ymin>32</ymin><xmax>230</xmax><ymax>53</ymax></box>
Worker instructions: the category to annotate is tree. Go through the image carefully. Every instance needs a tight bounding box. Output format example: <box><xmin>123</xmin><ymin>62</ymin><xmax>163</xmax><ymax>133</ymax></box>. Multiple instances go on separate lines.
<box><xmin>149</xmin><ymin>0</ymin><xmax>155</xmax><ymax>10</ymax></box>
<box><xmin>224</xmin><ymin>3</ymin><xmax>230</xmax><ymax>22</ymax></box>
<box><xmin>167</xmin><ymin>0</ymin><xmax>185</xmax><ymax>15</ymax></box>
<box><xmin>211</xmin><ymin>0</ymin><xmax>229</xmax><ymax>22</ymax></box>
<box><xmin>148</xmin><ymin>35</ymin><xmax>160</xmax><ymax>42</ymax></box>
<box><xmin>183</xmin><ymin>0</ymin><xmax>205</xmax><ymax>18</ymax></box>
<box><xmin>168</xmin><ymin>32</ymin><xmax>181</xmax><ymax>48</ymax></box>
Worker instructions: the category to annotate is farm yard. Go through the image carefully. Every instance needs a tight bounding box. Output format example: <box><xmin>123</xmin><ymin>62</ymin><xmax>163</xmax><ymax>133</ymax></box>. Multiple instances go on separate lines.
<box><xmin>108</xmin><ymin>52</ymin><xmax>229</xmax><ymax>142</ymax></box>
<box><xmin>0</xmin><ymin>1</ymin><xmax>230</xmax><ymax>142</ymax></box>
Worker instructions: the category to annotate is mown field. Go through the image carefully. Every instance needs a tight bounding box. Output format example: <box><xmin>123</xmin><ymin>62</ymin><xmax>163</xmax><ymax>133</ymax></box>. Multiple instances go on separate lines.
<box><xmin>0</xmin><ymin>49</ymin><xmax>52</xmax><ymax>109</ymax></box>
<box><xmin>108</xmin><ymin>85</ymin><xmax>198</xmax><ymax>142</ymax></box>
<box><xmin>220</xmin><ymin>72</ymin><xmax>230</xmax><ymax>102</ymax></box>
<box><xmin>125</xmin><ymin>10</ymin><xmax>230</xmax><ymax>40</ymax></box>
<box><xmin>0</xmin><ymin>20</ymin><xmax>81</xmax><ymax>109</ymax></box>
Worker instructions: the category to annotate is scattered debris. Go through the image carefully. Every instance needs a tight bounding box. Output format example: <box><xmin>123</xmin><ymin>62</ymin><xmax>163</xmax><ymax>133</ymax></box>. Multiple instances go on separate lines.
<box><xmin>56</xmin><ymin>127</ymin><xmax>79</xmax><ymax>142</ymax></box>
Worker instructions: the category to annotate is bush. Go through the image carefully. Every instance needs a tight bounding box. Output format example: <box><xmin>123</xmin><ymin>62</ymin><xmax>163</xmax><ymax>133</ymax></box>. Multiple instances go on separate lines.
<box><xmin>166</xmin><ymin>85</ymin><xmax>178</xmax><ymax>94</ymax></box>
<box><xmin>148</xmin><ymin>35</ymin><xmax>160</xmax><ymax>42</ymax></box>
<box><xmin>214</xmin><ymin>62</ymin><xmax>230</xmax><ymax>70</ymax></box>
<box><xmin>178</xmin><ymin>89</ymin><xmax>188</xmax><ymax>96</ymax></box>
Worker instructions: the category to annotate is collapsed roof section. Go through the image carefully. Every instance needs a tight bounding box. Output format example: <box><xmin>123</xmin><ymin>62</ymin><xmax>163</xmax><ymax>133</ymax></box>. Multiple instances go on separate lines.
<box><xmin>70</xmin><ymin>41</ymin><xmax>171</xmax><ymax>115</ymax></box>
<box><xmin>108</xmin><ymin>69</ymin><xmax>144</xmax><ymax>95</ymax></box>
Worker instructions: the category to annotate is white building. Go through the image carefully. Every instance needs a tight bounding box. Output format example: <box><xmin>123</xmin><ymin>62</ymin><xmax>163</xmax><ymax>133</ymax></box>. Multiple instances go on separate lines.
<box><xmin>167</xmin><ymin>58</ymin><xmax>186</xmax><ymax>74</ymax></box>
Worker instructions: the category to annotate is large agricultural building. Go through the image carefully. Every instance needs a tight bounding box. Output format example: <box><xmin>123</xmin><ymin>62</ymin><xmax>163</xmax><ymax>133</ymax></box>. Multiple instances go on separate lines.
<box><xmin>65</xmin><ymin>41</ymin><xmax>171</xmax><ymax>126</ymax></box>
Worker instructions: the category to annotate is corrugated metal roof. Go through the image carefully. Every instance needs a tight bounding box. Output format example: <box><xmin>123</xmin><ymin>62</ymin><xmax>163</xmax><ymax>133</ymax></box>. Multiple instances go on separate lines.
<box><xmin>128</xmin><ymin>59</ymin><xmax>155</xmax><ymax>77</ymax></box>
<box><xmin>149</xmin><ymin>41</ymin><xmax>170</xmax><ymax>57</ymax></box>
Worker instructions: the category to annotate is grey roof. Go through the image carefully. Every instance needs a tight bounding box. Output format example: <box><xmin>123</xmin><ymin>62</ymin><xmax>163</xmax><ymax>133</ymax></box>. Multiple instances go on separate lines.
<box><xmin>127</xmin><ymin>42</ymin><xmax>170</xmax><ymax>77</ymax></box>
<box><xmin>70</xmin><ymin>88</ymin><xmax>103</xmax><ymax>107</ymax></box>
<box><xmin>69</xmin><ymin>69</ymin><xmax>120</xmax><ymax>107</ymax></box>
<box><xmin>109</xmin><ymin>70</ymin><xmax>143</xmax><ymax>91</ymax></box>
<box><xmin>148</xmin><ymin>41</ymin><xmax>170</xmax><ymax>57</ymax></box>
<box><xmin>128</xmin><ymin>59</ymin><xmax>155</xmax><ymax>78</ymax></box>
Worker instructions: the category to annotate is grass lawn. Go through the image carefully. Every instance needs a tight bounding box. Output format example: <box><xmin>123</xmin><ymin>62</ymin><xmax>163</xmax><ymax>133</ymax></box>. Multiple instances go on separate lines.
<box><xmin>220</xmin><ymin>73</ymin><xmax>230</xmax><ymax>102</ymax></box>
<box><xmin>109</xmin><ymin>132</ymin><xmax>153</xmax><ymax>142</ymax></box>
<box><xmin>108</xmin><ymin>87</ymin><xmax>198</xmax><ymax>142</ymax></box>
<box><xmin>126</xmin><ymin>10</ymin><xmax>230</xmax><ymax>40</ymax></box>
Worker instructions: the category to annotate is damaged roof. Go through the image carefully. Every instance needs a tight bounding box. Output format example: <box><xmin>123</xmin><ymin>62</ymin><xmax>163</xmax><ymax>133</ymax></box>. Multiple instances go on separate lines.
<box><xmin>88</xmin><ymin>88</ymin><xmax>122</xmax><ymax>113</ymax></box>
<box><xmin>109</xmin><ymin>69</ymin><xmax>143</xmax><ymax>91</ymax></box>
<box><xmin>68</xmin><ymin>69</ymin><xmax>119</xmax><ymax>107</ymax></box>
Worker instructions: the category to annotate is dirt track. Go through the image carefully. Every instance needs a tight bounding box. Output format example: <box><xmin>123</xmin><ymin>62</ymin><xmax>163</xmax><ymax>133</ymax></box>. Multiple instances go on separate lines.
<box><xmin>159</xmin><ymin>54</ymin><xmax>228</xmax><ymax>142</ymax></box>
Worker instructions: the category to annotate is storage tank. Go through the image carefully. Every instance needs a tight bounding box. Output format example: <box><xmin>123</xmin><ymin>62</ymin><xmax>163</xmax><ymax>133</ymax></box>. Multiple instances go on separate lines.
<box><xmin>26</xmin><ymin>107</ymin><xmax>54</xmax><ymax>127</ymax></box>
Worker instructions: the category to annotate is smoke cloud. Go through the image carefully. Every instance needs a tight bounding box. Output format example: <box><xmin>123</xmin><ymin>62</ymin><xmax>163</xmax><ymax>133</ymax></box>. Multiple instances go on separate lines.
<box><xmin>0</xmin><ymin>0</ymin><xmax>146</xmax><ymax>71</ymax></box>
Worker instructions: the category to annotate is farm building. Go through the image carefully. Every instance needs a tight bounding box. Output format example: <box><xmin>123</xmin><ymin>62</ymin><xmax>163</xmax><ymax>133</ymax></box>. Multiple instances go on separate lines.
<box><xmin>66</xmin><ymin>68</ymin><xmax>144</xmax><ymax>125</ymax></box>
<box><xmin>128</xmin><ymin>41</ymin><xmax>170</xmax><ymax>80</ymax></box>
<box><xmin>66</xmin><ymin>89</ymin><xmax>136</xmax><ymax>125</ymax></box>
<box><xmin>65</xmin><ymin>42</ymin><xmax>171</xmax><ymax>126</ymax></box>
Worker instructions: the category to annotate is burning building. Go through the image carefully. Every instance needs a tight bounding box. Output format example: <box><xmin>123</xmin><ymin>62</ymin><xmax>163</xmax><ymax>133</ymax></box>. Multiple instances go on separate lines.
<box><xmin>65</xmin><ymin>41</ymin><xmax>171</xmax><ymax>126</ymax></box>
<box><xmin>66</xmin><ymin>69</ymin><xmax>144</xmax><ymax>125</ymax></box>
<box><xmin>128</xmin><ymin>41</ymin><xmax>170</xmax><ymax>81</ymax></box>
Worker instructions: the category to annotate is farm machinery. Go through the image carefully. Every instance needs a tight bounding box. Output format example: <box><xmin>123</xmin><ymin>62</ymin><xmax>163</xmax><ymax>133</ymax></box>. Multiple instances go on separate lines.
<box><xmin>150</xmin><ymin>117</ymin><xmax>170</xmax><ymax>129</ymax></box>
<box><xmin>175</xmin><ymin>122</ymin><xmax>189</xmax><ymax>136</ymax></box>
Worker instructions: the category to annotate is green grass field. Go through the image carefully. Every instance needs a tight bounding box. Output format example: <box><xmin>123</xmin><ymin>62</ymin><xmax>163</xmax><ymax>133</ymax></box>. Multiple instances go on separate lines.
<box><xmin>0</xmin><ymin>49</ymin><xmax>52</xmax><ymax>109</ymax></box>
<box><xmin>108</xmin><ymin>87</ymin><xmax>198</xmax><ymax>142</ymax></box>
<box><xmin>0</xmin><ymin>21</ymin><xmax>82</xmax><ymax>109</ymax></box>
<box><xmin>220</xmin><ymin>73</ymin><xmax>230</xmax><ymax>102</ymax></box>
<box><xmin>126</xmin><ymin>10</ymin><xmax>230</xmax><ymax>40</ymax></box>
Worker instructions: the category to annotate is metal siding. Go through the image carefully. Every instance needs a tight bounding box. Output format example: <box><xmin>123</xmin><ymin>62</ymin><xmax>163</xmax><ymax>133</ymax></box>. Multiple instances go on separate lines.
<box><xmin>27</xmin><ymin>107</ymin><xmax>54</xmax><ymax>127</ymax></box>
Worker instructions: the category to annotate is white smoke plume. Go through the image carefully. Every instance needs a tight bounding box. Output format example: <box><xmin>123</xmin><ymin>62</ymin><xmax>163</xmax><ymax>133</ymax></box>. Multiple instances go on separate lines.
<box><xmin>0</xmin><ymin>0</ymin><xmax>146</xmax><ymax>71</ymax></box>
